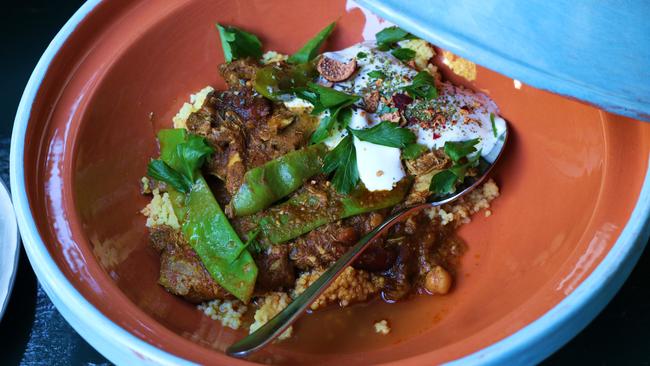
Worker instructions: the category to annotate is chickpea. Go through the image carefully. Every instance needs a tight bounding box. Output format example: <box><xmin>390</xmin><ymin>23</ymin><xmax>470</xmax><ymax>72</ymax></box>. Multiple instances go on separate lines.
<box><xmin>425</xmin><ymin>266</ymin><xmax>452</xmax><ymax>295</ymax></box>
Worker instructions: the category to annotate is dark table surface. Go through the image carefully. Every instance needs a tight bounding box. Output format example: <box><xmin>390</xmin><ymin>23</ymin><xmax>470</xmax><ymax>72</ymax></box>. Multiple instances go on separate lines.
<box><xmin>0</xmin><ymin>1</ymin><xmax>649</xmax><ymax>365</ymax></box>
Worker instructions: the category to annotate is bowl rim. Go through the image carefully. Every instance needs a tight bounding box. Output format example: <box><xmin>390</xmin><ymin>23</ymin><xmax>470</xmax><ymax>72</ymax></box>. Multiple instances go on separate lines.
<box><xmin>9</xmin><ymin>1</ymin><xmax>650</xmax><ymax>365</ymax></box>
<box><xmin>0</xmin><ymin>178</ymin><xmax>20</xmax><ymax>321</ymax></box>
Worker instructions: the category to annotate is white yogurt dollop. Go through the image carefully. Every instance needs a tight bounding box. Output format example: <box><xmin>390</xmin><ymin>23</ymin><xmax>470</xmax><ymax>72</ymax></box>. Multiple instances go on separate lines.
<box><xmin>354</xmin><ymin>137</ymin><xmax>404</xmax><ymax>191</ymax></box>
<box><xmin>411</xmin><ymin>83</ymin><xmax>507</xmax><ymax>156</ymax></box>
<box><xmin>319</xmin><ymin>44</ymin><xmax>415</xmax><ymax>191</ymax></box>
<box><xmin>349</xmin><ymin>110</ymin><xmax>405</xmax><ymax>191</ymax></box>
<box><xmin>289</xmin><ymin>42</ymin><xmax>507</xmax><ymax>192</ymax></box>
<box><xmin>321</xmin><ymin>43</ymin><xmax>417</xmax><ymax>97</ymax></box>
<box><xmin>323</xmin><ymin>109</ymin><xmax>406</xmax><ymax>191</ymax></box>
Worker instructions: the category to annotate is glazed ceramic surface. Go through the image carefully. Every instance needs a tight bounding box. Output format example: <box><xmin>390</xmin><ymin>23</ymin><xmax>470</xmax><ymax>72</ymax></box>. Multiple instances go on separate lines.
<box><xmin>0</xmin><ymin>179</ymin><xmax>19</xmax><ymax>320</ymax></box>
<box><xmin>10</xmin><ymin>0</ymin><xmax>650</xmax><ymax>365</ymax></box>
<box><xmin>357</xmin><ymin>0</ymin><xmax>650</xmax><ymax>121</ymax></box>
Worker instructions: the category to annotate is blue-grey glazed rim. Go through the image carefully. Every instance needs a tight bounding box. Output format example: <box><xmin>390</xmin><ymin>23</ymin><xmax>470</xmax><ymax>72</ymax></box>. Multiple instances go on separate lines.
<box><xmin>9</xmin><ymin>1</ymin><xmax>650</xmax><ymax>365</ymax></box>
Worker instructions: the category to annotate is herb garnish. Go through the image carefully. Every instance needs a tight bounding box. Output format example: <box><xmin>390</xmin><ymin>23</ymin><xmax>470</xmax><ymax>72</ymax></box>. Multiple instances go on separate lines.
<box><xmin>357</xmin><ymin>51</ymin><xmax>368</xmax><ymax>59</ymax></box>
<box><xmin>216</xmin><ymin>24</ymin><xmax>263</xmax><ymax>63</ymax></box>
<box><xmin>391</xmin><ymin>47</ymin><xmax>416</xmax><ymax>61</ymax></box>
<box><xmin>323</xmin><ymin>134</ymin><xmax>359</xmax><ymax>194</ymax></box>
<box><xmin>376</xmin><ymin>26</ymin><xmax>415</xmax><ymax>50</ymax></box>
<box><xmin>429</xmin><ymin>138</ymin><xmax>481</xmax><ymax>195</ymax></box>
<box><xmin>338</xmin><ymin>107</ymin><xmax>354</xmax><ymax>130</ymax></box>
<box><xmin>310</xmin><ymin>113</ymin><xmax>338</xmax><ymax>143</ymax></box>
<box><xmin>147</xmin><ymin>160</ymin><xmax>190</xmax><ymax>193</ymax></box>
<box><xmin>402</xmin><ymin>71</ymin><xmax>438</xmax><ymax>100</ymax></box>
<box><xmin>294</xmin><ymin>82</ymin><xmax>359</xmax><ymax>114</ymax></box>
<box><xmin>444</xmin><ymin>139</ymin><xmax>479</xmax><ymax>162</ymax></box>
<box><xmin>429</xmin><ymin>170</ymin><xmax>458</xmax><ymax>195</ymax></box>
<box><xmin>367</xmin><ymin>70</ymin><xmax>387</xmax><ymax>79</ymax></box>
<box><xmin>490</xmin><ymin>113</ymin><xmax>498</xmax><ymax>138</ymax></box>
<box><xmin>349</xmin><ymin>121</ymin><xmax>416</xmax><ymax>148</ymax></box>
<box><xmin>288</xmin><ymin>22</ymin><xmax>336</xmax><ymax>64</ymax></box>
<box><xmin>147</xmin><ymin>134</ymin><xmax>214</xmax><ymax>193</ymax></box>
<box><xmin>322</xmin><ymin>121</ymin><xmax>416</xmax><ymax>193</ymax></box>
<box><xmin>402</xmin><ymin>143</ymin><xmax>429</xmax><ymax>160</ymax></box>
<box><xmin>293</xmin><ymin>83</ymin><xmax>360</xmax><ymax>143</ymax></box>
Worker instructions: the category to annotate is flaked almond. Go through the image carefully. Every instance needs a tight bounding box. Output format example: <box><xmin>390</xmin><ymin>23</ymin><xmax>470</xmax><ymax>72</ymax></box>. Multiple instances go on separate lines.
<box><xmin>317</xmin><ymin>56</ymin><xmax>357</xmax><ymax>82</ymax></box>
<box><xmin>363</xmin><ymin>91</ymin><xmax>380</xmax><ymax>113</ymax></box>
<box><xmin>380</xmin><ymin>111</ymin><xmax>401</xmax><ymax>123</ymax></box>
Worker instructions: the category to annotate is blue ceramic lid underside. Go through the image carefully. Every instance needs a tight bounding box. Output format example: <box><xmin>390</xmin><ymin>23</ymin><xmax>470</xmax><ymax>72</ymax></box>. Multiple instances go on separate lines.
<box><xmin>358</xmin><ymin>0</ymin><xmax>650</xmax><ymax>121</ymax></box>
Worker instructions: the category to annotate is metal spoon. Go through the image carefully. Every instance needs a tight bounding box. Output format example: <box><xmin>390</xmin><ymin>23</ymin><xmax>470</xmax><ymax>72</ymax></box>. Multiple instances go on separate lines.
<box><xmin>227</xmin><ymin>123</ymin><xmax>508</xmax><ymax>358</ymax></box>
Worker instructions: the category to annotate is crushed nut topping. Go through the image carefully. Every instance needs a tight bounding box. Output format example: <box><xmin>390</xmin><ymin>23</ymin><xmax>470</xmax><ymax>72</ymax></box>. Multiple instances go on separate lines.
<box><xmin>363</xmin><ymin>91</ymin><xmax>380</xmax><ymax>113</ymax></box>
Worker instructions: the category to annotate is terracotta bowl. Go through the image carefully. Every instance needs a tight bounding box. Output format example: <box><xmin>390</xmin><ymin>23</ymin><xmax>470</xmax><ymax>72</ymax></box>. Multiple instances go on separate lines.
<box><xmin>10</xmin><ymin>0</ymin><xmax>650</xmax><ymax>365</ymax></box>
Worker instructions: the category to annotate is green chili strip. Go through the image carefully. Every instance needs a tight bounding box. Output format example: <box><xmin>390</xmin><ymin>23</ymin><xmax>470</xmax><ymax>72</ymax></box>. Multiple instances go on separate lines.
<box><xmin>247</xmin><ymin>178</ymin><xmax>412</xmax><ymax>245</ymax></box>
<box><xmin>158</xmin><ymin>129</ymin><xmax>257</xmax><ymax>303</ymax></box>
<box><xmin>231</xmin><ymin>143</ymin><xmax>328</xmax><ymax>216</ymax></box>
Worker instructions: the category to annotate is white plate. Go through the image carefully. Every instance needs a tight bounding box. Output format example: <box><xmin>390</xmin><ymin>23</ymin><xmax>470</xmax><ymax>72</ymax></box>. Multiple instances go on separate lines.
<box><xmin>0</xmin><ymin>178</ymin><xmax>19</xmax><ymax>319</ymax></box>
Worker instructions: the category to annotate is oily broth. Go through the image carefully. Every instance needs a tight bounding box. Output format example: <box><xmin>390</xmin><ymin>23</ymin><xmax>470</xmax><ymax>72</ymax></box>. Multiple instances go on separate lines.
<box><xmin>276</xmin><ymin>233</ymin><xmax>467</xmax><ymax>354</ymax></box>
<box><xmin>282</xmin><ymin>296</ymin><xmax>450</xmax><ymax>353</ymax></box>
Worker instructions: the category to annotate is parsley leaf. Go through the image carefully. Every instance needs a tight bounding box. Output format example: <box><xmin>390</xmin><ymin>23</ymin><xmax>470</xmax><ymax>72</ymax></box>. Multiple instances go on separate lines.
<box><xmin>357</xmin><ymin>51</ymin><xmax>368</xmax><ymax>59</ymax></box>
<box><xmin>402</xmin><ymin>71</ymin><xmax>438</xmax><ymax>100</ymax></box>
<box><xmin>338</xmin><ymin>107</ymin><xmax>353</xmax><ymax>129</ymax></box>
<box><xmin>349</xmin><ymin>121</ymin><xmax>416</xmax><ymax>148</ymax></box>
<box><xmin>429</xmin><ymin>139</ymin><xmax>481</xmax><ymax>195</ymax></box>
<box><xmin>147</xmin><ymin>134</ymin><xmax>214</xmax><ymax>193</ymax></box>
<box><xmin>490</xmin><ymin>113</ymin><xmax>498</xmax><ymax>138</ymax></box>
<box><xmin>293</xmin><ymin>83</ymin><xmax>360</xmax><ymax>143</ymax></box>
<box><xmin>309</xmin><ymin>83</ymin><xmax>359</xmax><ymax>111</ymax></box>
<box><xmin>323</xmin><ymin>134</ymin><xmax>359</xmax><ymax>194</ymax></box>
<box><xmin>448</xmin><ymin>160</ymin><xmax>471</xmax><ymax>181</ymax></box>
<box><xmin>295</xmin><ymin>82</ymin><xmax>359</xmax><ymax>114</ymax></box>
<box><xmin>391</xmin><ymin>47</ymin><xmax>416</xmax><ymax>61</ymax></box>
<box><xmin>430</xmin><ymin>157</ymin><xmax>480</xmax><ymax>195</ymax></box>
<box><xmin>444</xmin><ymin>138</ymin><xmax>480</xmax><ymax>162</ymax></box>
<box><xmin>310</xmin><ymin>113</ymin><xmax>337</xmax><ymax>144</ymax></box>
<box><xmin>367</xmin><ymin>70</ymin><xmax>387</xmax><ymax>79</ymax></box>
<box><xmin>291</xmin><ymin>87</ymin><xmax>320</xmax><ymax>107</ymax></box>
<box><xmin>288</xmin><ymin>22</ymin><xmax>336</xmax><ymax>64</ymax></box>
<box><xmin>311</xmin><ymin>106</ymin><xmax>354</xmax><ymax>143</ymax></box>
<box><xmin>173</xmin><ymin>134</ymin><xmax>215</xmax><ymax>181</ymax></box>
<box><xmin>402</xmin><ymin>143</ymin><xmax>429</xmax><ymax>160</ymax></box>
<box><xmin>451</xmin><ymin>153</ymin><xmax>481</xmax><ymax>182</ymax></box>
<box><xmin>216</xmin><ymin>24</ymin><xmax>263</xmax><ymax>63</ymax></box>
<box><xmin>429</xmin><ymin>170</ymin><xmax>458</xmax><ymax>195</ymax></box>
<box><xmin>376</xmin><ymin>26</ymin><xmax>415</xmax><ymax>49</ymax></box>
<box><xmin>148</xmin><ymin>160</ymin><xmax>193</xmax><ymax>193</ymax></box>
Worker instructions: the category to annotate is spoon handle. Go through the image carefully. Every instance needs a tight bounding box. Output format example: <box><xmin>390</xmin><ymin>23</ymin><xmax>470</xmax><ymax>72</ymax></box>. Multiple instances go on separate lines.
<box><xmin>226</xmin><ymin>203</ymin><xmax>428</xmax><ymax>358</ymax></box>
